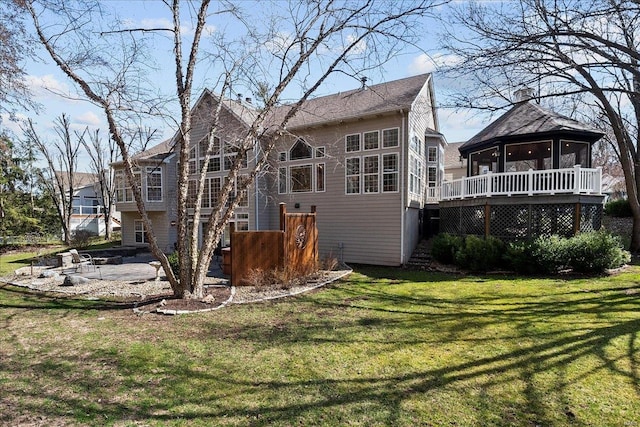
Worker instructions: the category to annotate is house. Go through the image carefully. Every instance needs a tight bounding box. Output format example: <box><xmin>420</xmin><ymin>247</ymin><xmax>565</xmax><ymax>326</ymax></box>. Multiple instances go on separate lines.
<box><xmin>438</xmin><ymin>90</ymin><xmax>605</xmax><ymax>240</ymax></box>
<box><xmin>58</xmin><ymin>171</ymin><xmax>121</xmax><ymax>237</ymax></box>
<box><xmin>112</xmin><ymin>73</ymin><xmax>446</xmax><ymax>265</ymax></box>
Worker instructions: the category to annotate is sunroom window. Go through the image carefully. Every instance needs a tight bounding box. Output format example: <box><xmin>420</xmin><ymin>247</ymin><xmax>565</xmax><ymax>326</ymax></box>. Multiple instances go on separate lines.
<box><xmin>504</xmin><ymin>141</ymin><xmax>552</xmax><ymax>172</ymax></box>
<box><xmin>560</xmin><ymin>141</ymin><xmax>589</xmax><ymax>168</ymax></box>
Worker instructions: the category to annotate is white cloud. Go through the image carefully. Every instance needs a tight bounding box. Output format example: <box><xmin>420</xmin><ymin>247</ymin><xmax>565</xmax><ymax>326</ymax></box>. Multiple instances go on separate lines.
<box><xmin>0</xmin><ymin>113</ymin><xmax>28</xmax><ymax>136</ymax></box>
<box><xmin>408</xmin><ymin>53</ymin><xmax>462</xmax><ymax>74</ymax></box>
<box><xmin>25</xmin><ymin>74</ymin><xmax>71</xmax><ymax>98</ymax></box>
<box><xmin>75</xmin><ymin>111</ymin><xmax>102</xmax><ymax>127</ymax></box>
<box><xmin>345</xmin><ymin>34</ymin><xmax>367</xmax><ymax>55</ymax></box>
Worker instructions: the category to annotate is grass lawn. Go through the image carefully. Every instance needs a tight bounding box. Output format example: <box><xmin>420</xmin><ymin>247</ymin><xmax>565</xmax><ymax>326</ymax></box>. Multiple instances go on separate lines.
<box><xmin>1</xmin><ymin>265</ymin><xmax>640</xmax><ymax>426</ymax></box>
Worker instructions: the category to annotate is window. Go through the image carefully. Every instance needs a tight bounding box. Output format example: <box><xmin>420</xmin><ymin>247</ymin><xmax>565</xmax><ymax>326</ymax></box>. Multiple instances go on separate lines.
<box><xmin>237</xmin><ymin>175</ymin><xmax>249</xmax><ymax>207</ymax></box>
<box><xmin>210</xmin><ymin>177</ymin><xmax>221</xmax><ymax>208</ymax></box>
<box><xmin>364</xmin><ymin>131</ymin><xmax>379</xmax><ymax>150</ymax></box>
<box><xmin>346</xmin><ymin>157</ymin><xmax>360</xmax><ymax>194</ymax></box>
<box><xmin>383</xmin><ymin>154</ymin><xmax>399</xmax><ymax>192</ymax></box>
<box><xmin>145</xmin><ymin>167</ymin><xmax>162</xmax><ymax>202</ymax></box>
<box><xmin>428</xmin><ymin>146</ymin><xmax>437</xmax><ymax>162</ymax></box>
<box><xmin>409</xmin><ymin>154</ymin><xmax>423</xmax><ymax>195</ymax></box>
<box><xmin>346</xmin><ymin>134</ymin><xmax>360</xmax><ymax>152</ymax></box>
<box><xmin>560</xmin><ymin>141</ymin><xmax>589</xmax><ymax>168</ymax></box>
<box><xmin>290</xmin><ymin>165</ymin><xmax>313</xmax><ymax>192</ymax></box>
<box><xmin>115</xmin><ymin>170</ymin><xmax>139</xmax><ymax>202</ymax></box>
<box><xmin>187</xmin><ymin>180</ymin><xmax>197</xmax><ymax>209</ymax></box>
<box><xmin>316</xmin><ymin>163</ymin><xmax>325</xmax><ymax>192</ymax></box>
<box><xmin>278</xmin><ymin>167</ymin><xmax>287</xmax><ymax>194</ymax></box>
<box><xmin>504</xmin><ymin>141</ymin><xmax>552</xmax><ymax>172</ymax></box>
<box><xmin>470</xmin><ymin>147</ymin><xmax>499</xmax><ymax>176</ymax></box>
<box><xmin>188</xmin><ymin>147</ymin><xmax>197</xmax><ymax>174</ymax></box>
<box><xmin>279</xmin><ymin>152</ymin><xmax>287</xmax><ymax>162</ymax></box>
<box><xmin>235</xmin><ymin>213</ymin><xmax>249</xmax><ymax>231</ymax></box>
<box><xmin>223</xmin><ymin>141</ymin><xmax>248</xmax><ymax>170</ymax></box>
<box><xmin>315</xmin><ymin>147</ymin><xmax>325</xmax><ymax>158</ymax></box>
<box><xmin>428</xmin><ymin>166</ymin><xmax>437</xmax><ymax>187</ymax></box>
<box><xmin>383</xmin><ymin>128</ymin><xmax>399</xmax><ymax>148</ymax></box>
<box><xmin>410</xmin><ymin>135</ymin><xmax>422</xmax><ymax>154</ymax></box>
<box><xmin>134</xmin><ymin>220</ymin><xmax>146</xmax><ymax>244</ymax></box>
<box><xmin>199</xmin><ymin>136</ymin><xmax>221</xmax><ymax>172</ymax></box>
<box><xmin>290</xmin><ymin>139</ymin><xmax>313</xmax><ymax>160</ymax></box>
<box><xmin>363</xmin><ymin>155</ymin><xmax>379</xmax><ymax>193</ymax></box>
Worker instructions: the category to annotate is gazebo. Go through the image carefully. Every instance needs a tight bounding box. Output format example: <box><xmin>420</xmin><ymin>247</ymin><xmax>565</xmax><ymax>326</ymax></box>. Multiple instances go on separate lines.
<box><xmin>438</xmin><ymin>98</ymin><xmax>605</xmax><ymax>240</ymax></box>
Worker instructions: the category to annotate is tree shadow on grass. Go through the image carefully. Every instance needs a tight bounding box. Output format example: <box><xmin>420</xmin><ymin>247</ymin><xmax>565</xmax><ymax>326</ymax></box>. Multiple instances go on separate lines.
<box><xmin>1</xmin><ymin>269</ymin><xmax>640</xmax><ymax>425</ymax></box>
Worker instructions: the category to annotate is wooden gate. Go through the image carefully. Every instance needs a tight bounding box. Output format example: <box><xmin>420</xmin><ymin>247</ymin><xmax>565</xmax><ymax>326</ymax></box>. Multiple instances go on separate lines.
<box><xmin>229</xmin><ymin>203</ymin><xmax>318</xmax><ymax>286</ymax></box>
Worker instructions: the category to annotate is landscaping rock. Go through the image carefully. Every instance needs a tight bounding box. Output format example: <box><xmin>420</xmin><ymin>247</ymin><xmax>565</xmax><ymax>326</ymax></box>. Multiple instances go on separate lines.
<box><xmin>61</xmin><ymin>275</ymin><xmax>91</xmax><ymax>286</ymax></box>
<box><xmin>201</xmin><ymin>294</ymin><xmax>216</xmax><ymax>304</ymax></box>
<box><xmin>40</xmin><ymin>270</ymin><xmax>60</xmax><ymax>279</ymax></box>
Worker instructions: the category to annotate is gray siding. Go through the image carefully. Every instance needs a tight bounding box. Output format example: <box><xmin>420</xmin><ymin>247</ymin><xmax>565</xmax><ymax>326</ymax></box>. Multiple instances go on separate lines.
<box><xmin>265</xmin><ymin>113</ymin><xmax>405</xmax><ymax>265</ymax></box>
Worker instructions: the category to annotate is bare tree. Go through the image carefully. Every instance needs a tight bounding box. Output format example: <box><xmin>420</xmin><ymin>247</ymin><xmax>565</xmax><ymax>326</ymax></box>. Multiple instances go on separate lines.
<box><xmin>24</xmin><ymin>0</ymin><xmax>444</xmax><ymax>298</ymax></box>
<box><xmin>0</xmin><ymin>0</ymin><xmax>36</xmax><ymax>120</ymax></box>
<box><xmin>23</xmin><ymin>114</ymin><xmax>81</xmax><ymax>245</ymax></box>
<box><xmin>79</xmin><ymin>129</ymin><xmax>118</xmax><ymax>240</ymax></box>
<box><xmin>440</xmin><ymin>0</ymin><xmax>640</xmax><ymax>251</ymax></box>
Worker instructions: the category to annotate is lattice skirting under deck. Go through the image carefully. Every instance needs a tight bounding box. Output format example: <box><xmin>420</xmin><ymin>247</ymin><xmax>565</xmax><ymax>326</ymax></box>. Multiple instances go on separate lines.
<box><xmin>439</xmin><ymin>202</ymin><xmax>603</xmax><ymax>240</ymax></box>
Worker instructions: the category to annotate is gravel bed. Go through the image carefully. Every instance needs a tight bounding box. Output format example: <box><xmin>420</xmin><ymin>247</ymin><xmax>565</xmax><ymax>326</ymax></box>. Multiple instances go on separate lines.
<box><xmin>3</xmin><ymin>265</ymin><xmax>352</xmax><ymax>305</ymax></box>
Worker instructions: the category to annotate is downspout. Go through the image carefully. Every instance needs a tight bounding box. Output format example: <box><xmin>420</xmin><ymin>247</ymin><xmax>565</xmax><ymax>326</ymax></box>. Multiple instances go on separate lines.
<box><xmin>400</xmin><ymin>110</ymin><xmax>406</xmax><ymax>264</ymax></box>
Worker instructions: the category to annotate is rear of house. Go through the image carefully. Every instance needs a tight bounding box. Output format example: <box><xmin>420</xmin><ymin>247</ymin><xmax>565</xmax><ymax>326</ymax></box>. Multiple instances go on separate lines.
<box><xmin>112</xmin><ymin>73</ymin><xmax>444</xmax><ymax>266</ymax></box>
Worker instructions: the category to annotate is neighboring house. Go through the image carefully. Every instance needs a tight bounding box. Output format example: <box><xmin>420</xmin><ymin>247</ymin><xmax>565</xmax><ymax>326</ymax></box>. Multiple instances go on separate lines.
<box><xmin>112</xmin><ymin>73</ymin><xmax>446</xmax><ymax>265</ymax></box>
<box><xmin>443</xmin><ymin>141</ymin><xmax>467</xmax><ymax>182</ymax></box>
<box><xmin>601</xmin><ymin>173</ymin><xmax>627</xmax><ymax>200</ymax></box>
<box><xmin>439</xmin><ymin>92</ymin><xmax>606</xmax><ymax>240</ymax></box>
<box><xmin>58</xmin><ymin>172</ymin><xmax>121</xmax><ymax>237</ymax></box>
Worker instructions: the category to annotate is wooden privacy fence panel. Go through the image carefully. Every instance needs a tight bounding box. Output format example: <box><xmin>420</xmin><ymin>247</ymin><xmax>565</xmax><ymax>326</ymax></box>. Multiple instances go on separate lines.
<box><xmin>230</xmin><ymin>231</ymin><xmax>283</xmax><ymax>286</ymax></box>
<box><xmin>229</xmin><ymin>204</ymin><xmax>318</xmax><ymax>286</ymax></box>
<box><xmin>284</xmin><ymin>213</ymin><xmax>318</xmax><ymax>277</ymax></box>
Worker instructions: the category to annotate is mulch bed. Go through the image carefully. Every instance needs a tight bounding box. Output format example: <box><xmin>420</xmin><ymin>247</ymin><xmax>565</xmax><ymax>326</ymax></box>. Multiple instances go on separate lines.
<box><xmin>145</xmin><ymin>286</ymin><xmax>232</xmax><ymax>313</ymax></box>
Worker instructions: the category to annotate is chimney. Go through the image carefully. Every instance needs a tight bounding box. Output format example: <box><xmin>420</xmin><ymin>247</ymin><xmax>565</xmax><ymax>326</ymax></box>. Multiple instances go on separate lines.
<box><xmin>245</xmin><ymin>97</ymin><xmax>252</xmax><ymax>104</ymax></box>
<box><xmin>514</xmin><ymin>87</ymin><xmax>535</xmax><ymax>103</ymax></box>
<box><xmin>360</xmin><ymin>76</ymin><xmax>368</xmax><ymax>90</ymax></box>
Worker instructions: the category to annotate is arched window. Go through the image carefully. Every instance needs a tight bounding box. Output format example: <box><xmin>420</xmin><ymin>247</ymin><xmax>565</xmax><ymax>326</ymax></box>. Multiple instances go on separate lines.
<box><xmin>289</xmin><ymin>138</ymin><xmax>313</xmax><ymax>160</ymax></box>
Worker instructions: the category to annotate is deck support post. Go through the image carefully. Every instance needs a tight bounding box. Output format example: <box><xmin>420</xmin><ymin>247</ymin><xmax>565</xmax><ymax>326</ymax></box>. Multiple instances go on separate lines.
<box><xmin>484</xmin><ymin>203</ymin><xmax>491</xmax><ymax>238</ymax></box>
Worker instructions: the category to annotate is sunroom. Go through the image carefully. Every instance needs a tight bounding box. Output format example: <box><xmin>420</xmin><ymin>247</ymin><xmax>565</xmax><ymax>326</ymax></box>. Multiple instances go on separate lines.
<box><xmin>438</xmin><ymin>100</ymin><xmax>605</xmax><ymax>240</ymax></box>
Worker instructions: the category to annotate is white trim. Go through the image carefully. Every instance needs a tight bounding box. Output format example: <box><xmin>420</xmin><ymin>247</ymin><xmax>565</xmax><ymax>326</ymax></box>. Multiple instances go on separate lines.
<box><xmin>315</xmin><ymin>162</ymin><xmax>326</xmax><ymax>193</ymax></box>
<box><xmin>382</xmin><ymin>152</ymin><xmax>400</xmax><ymax>193</ymax></box>
<box><xmin>145</xmin><ymin>166</ymin><xmax>163</xmax><ymax>203</ymax></box>
<box><xmin>363</xmin><ymin>154</ymin><xmax>380</xmax><ymax>194</ymax></box>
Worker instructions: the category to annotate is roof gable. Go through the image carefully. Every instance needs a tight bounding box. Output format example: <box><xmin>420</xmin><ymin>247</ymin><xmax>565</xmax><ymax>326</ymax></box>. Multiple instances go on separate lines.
<box><xmin>270</xmin><ymin>73</ymin><xmax>431</xmax><ymax>129</ymax></box>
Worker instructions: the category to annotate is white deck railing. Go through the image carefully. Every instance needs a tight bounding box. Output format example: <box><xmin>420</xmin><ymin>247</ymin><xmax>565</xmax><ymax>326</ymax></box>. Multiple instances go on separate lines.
<box><xmin>439</xmin><ymin>165</ymin><xmax>602</xmax><ymax>201</ymax></box>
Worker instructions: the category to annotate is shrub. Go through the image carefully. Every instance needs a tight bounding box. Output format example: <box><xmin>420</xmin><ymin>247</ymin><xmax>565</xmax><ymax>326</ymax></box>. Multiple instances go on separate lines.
<box><xmin>167</xmin><ymin>251</ymin><xmax>180</xmax><ymax>277</ymax></box>
<box><xmin>431</xmin><ymin>233</ymin><xmax>464</xmax><ymax>264</ymax></box>
<box><xmin>70</xmin><ymin>229</ymin><xmax>97</xmax><ymax>249</ymax></box>
<box><xmin>564</xmin><ymin>231</ymin><xmax>631</xmax><ymax>273</ymax></box>
<box><xmin>505</xmin><ymin>232</ymin><xmax>630</xmax><ymax>274</ymax></box>
<box><xmin>454</xmin><ymin>235</ymin><xmax>505</xmax><ymax>272</ymax></box>
<box><xmin>504</xmin><ymin>240</ymin><xmax>539</xmax><ymax>274</ymax></box>
<box><xmin>604</xmin><ymin>198</ymin><xmax>632</xmax><ymax>217</ymax></box>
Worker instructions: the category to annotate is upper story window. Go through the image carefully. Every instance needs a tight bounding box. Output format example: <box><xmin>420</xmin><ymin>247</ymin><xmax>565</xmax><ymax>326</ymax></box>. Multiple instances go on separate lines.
<box><xmin>145</xmin><ymin>167</ymin><xmax>163</xmax><ymax>202</ymax></box>
<box><xmin>199</xmin><ymin>136</ymin><xmax>221</xmax><ymax>172</ymax></box>
<box><xmin>115</xmin><ymin>170</ymin><xmax>141</xmax><ymax>203</ymax></box>
<box><xmin>410</xmin><ymin>135</ymin><xmax>422</xmax><ymax>155</ymax></box>
<box><xmin>427</xmin><ymin>146</ymin><xmax>437</xmax><ymax>162</ymax></box>
<box><xmin>383</xmin><ymin>128</ymin><xmax>399</xmax><ymax>148</ymax></box>
<box><xmin>278</xmin><ymin>139</ymin><xmax>326</xmax><ymax>194</ymax></box>
<box><xmin>290</xmin><ymin>139</ymin><xmax>313</xmax><ymax>160</ymax></box>
<box><xmin>364</xmin><ymin>131</ymin><xmax>379</xmax><ymax>150</ymax></box>
<box><xmin>346</xmin><ymin>134</ymin><xmax>361</xmax><ymax>152</ymax></box>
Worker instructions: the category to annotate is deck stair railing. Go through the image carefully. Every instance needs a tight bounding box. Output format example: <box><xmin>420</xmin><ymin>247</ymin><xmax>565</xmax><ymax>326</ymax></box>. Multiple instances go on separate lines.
<box><xmin>440</xmin><ymin>165</ymin><xmax>602</xmax><ymax>201</ymax></box>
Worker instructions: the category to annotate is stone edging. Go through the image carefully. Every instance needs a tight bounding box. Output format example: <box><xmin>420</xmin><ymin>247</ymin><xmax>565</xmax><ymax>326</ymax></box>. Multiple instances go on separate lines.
<box><xmin>230</xmin><ymin>266</ymin><xmax>353</xmax><ymax>305</ymax></box>
<box><xmin>138</xmin><ymin>286</ymin><xmax>237</xmax><ymax>316</ymax></box>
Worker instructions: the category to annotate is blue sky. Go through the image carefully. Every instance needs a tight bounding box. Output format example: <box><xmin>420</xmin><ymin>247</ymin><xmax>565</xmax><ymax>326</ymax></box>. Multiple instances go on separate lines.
<box><xmin>2</xmin><ymin>1</ymin><xmax>491</xmax><ymax>171</ymax></box>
